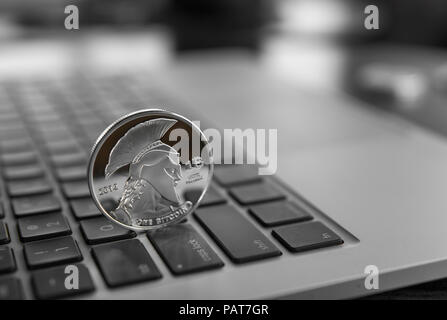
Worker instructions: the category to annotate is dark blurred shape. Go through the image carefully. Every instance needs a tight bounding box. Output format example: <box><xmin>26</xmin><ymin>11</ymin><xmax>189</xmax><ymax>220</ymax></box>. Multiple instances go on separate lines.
<box><xmin>2</xmin><ymin>0</ymin><xmax>165</xmax><ymax>27</ymax></box>
<box><xmin>164</xmin><ymin>0</ymin><xmax>276</xmax><ymax>52</ymax></box>
<box><xmin>385</xmin><ymin>0</ymin><xmax>447</xmax><ymax>47</ymax></box>
<box><xmin>81</xmin><ymin>0</ymin><xmax>165</xmax><ymax>25</ymax></box>
<box><xmin>7</xmin><ymin>0</ymin><xmax>70</xmax><ymax>26</ymax></box>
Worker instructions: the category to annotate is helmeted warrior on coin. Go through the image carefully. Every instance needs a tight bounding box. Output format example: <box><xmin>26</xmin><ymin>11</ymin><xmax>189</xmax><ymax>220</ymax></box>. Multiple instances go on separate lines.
<box><xmin>104</xmin><ymin>118</ymin><xmax>193</xmax><ymax>226</ymax></box>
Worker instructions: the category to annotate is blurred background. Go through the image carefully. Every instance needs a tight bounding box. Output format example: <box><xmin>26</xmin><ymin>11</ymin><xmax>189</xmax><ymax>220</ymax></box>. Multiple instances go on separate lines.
<box><xmin>1</xmin><ymin>0</ymin><xmax>447</xmax><ymax>138</ymax></box>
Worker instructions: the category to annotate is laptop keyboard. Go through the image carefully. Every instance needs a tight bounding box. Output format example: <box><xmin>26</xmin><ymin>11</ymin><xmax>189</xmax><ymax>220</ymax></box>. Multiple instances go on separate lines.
<box><xmin>0</xmin><ymin>75</ymin><xmax>346</xmax><ymax>299</ymax></box>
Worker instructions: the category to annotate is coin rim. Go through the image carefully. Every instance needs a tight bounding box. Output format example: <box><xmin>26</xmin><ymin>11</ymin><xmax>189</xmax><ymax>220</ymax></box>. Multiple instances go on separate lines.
<box><xmin>87</xmin><ymin>108</ymin><xmax>214</xmax><ymax>231</ymax></box>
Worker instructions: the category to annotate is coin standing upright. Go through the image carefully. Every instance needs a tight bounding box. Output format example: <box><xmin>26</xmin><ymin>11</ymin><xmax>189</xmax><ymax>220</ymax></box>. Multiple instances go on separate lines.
<box><xmin>88</xmin><ymin>109</ymin><xmax>213</xmax><ymax>231</ymax></box>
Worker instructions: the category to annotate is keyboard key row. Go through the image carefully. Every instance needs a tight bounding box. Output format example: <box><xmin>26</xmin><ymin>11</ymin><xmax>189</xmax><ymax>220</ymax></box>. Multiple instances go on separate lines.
<box><xmin>0</xmin><ymin>136</ymin><xmax>345</xmax><ymax>296</ymax></box>
<box><xmin>195</xmin><ymin>204</ymin><xmax>343</xmax><ymax>259</ymax></box>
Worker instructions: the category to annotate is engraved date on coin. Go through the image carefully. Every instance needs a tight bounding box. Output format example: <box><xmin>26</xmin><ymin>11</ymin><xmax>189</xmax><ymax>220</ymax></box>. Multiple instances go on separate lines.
<box><xmin>98</xmin><ymin>183</ymin><xmax>118</xmax><ymax>196</ymax></box>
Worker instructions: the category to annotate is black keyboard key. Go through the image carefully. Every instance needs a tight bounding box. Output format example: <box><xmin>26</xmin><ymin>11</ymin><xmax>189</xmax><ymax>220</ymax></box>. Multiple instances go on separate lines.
<box><xmin>18</xmin><ymin>212</ymin><xmax>71</xmax><ymax>242</ymax></box>
<box><xmin>0</xmin><ymin>222</ymin><xmax>10</xmax><ymax>244</ymax></box>
<box><xmin>195</xmin><ymin>205</ymin><xmax>281</xmax><ymax>263</ymax></box>
<box><xmin>3</xmin><ymin>164</ymin><xmax>44</xmax><ymax>180</ymax></box>
<box><xmin>51</xmin><ymin>152</ymin><xmax>86</xmax><ymax>167</ymax></box>
<box><xmin>0</xmin><ymin>247</ymin><xmax>16</xmax><ymax>274</ymax></box>
<box><xmin>272</xmin><ymin>221</ymin><xmax>343</xmax><ymax>253</ymax></box>
<box><xmin>70</xmin><ymin>198</ymin><xmax>101</xmax><ymax>219</ymax></box>
<box><xmin>1</xmin><ymin>151</ymin><xmax>37</xmax><ymax>166</ymax></box>
<box><xmin>213</xmin><ymin>165</ymin><xmax>262</xmax><ymax>187</ymax></box>
<box><xmin>249</xmin><ymin>201</ymin><xmax>312</xmax><ymax>227</ymax></box>
<box><xmin>201</xmin><ymin>186</ymin><xmax>227</xmax><ymax>206</ymax></box>
<box><xmin>148</xmin><ymin>224</ymin><xmax>224</xmax><ymax>275</ymax></box>
<box><xmin>12</xmin><ymin>194</ymin><xmax>61</xmax><ymax>217</ymax></box>
<box><xmin>92</xmin><ymin>239</ymin><xmax>161</xmax><ymax>287</ymax></box>
<box><xmin>185</xmin><ymin>185</ymin><xmax>226</xmax><ymax>207</ymax></box>
<box><xmin>55</xmin><ymin>165</ymin><xmax>86</xmax><ymax>181</ymax></box>
<box><xmin>80</xmin><ymin>217</ymin><xmax>136</xmax><ymax>244</ymax></box>
<box><xmin>229</xmin><ymin>182</ymin><xmax>285</xmax><ymax>205</ymax></box>
<box><xmin>32</xmin><ymin>263</ymin><xmax>95</xmax><ymax>299</ymax></box>
<box><xmin>0</xmin><ymin>277</ymin><xmax>25</xmax><ymax>300</ymax></box>
<box><xmin>7</xmin><ymin>178</ymin><xmax>52</xmax><ymax>197</ymax></box>
<box><xmin>61</xmin><ymin>181</ymin><xmax>90</xmax><ymax>199</ymax></box>
<box><xmin>24</xmin><ymin>236</ymin><xmax>82</xmax><ymax>269</ymax></box>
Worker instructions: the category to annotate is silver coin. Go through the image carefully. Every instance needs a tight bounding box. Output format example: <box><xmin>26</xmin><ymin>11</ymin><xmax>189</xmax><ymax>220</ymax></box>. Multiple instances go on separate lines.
<box><xmin>88</xmin><ymin>109</ymin><xmax>213</xmax><ymax>231</ymax></box>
